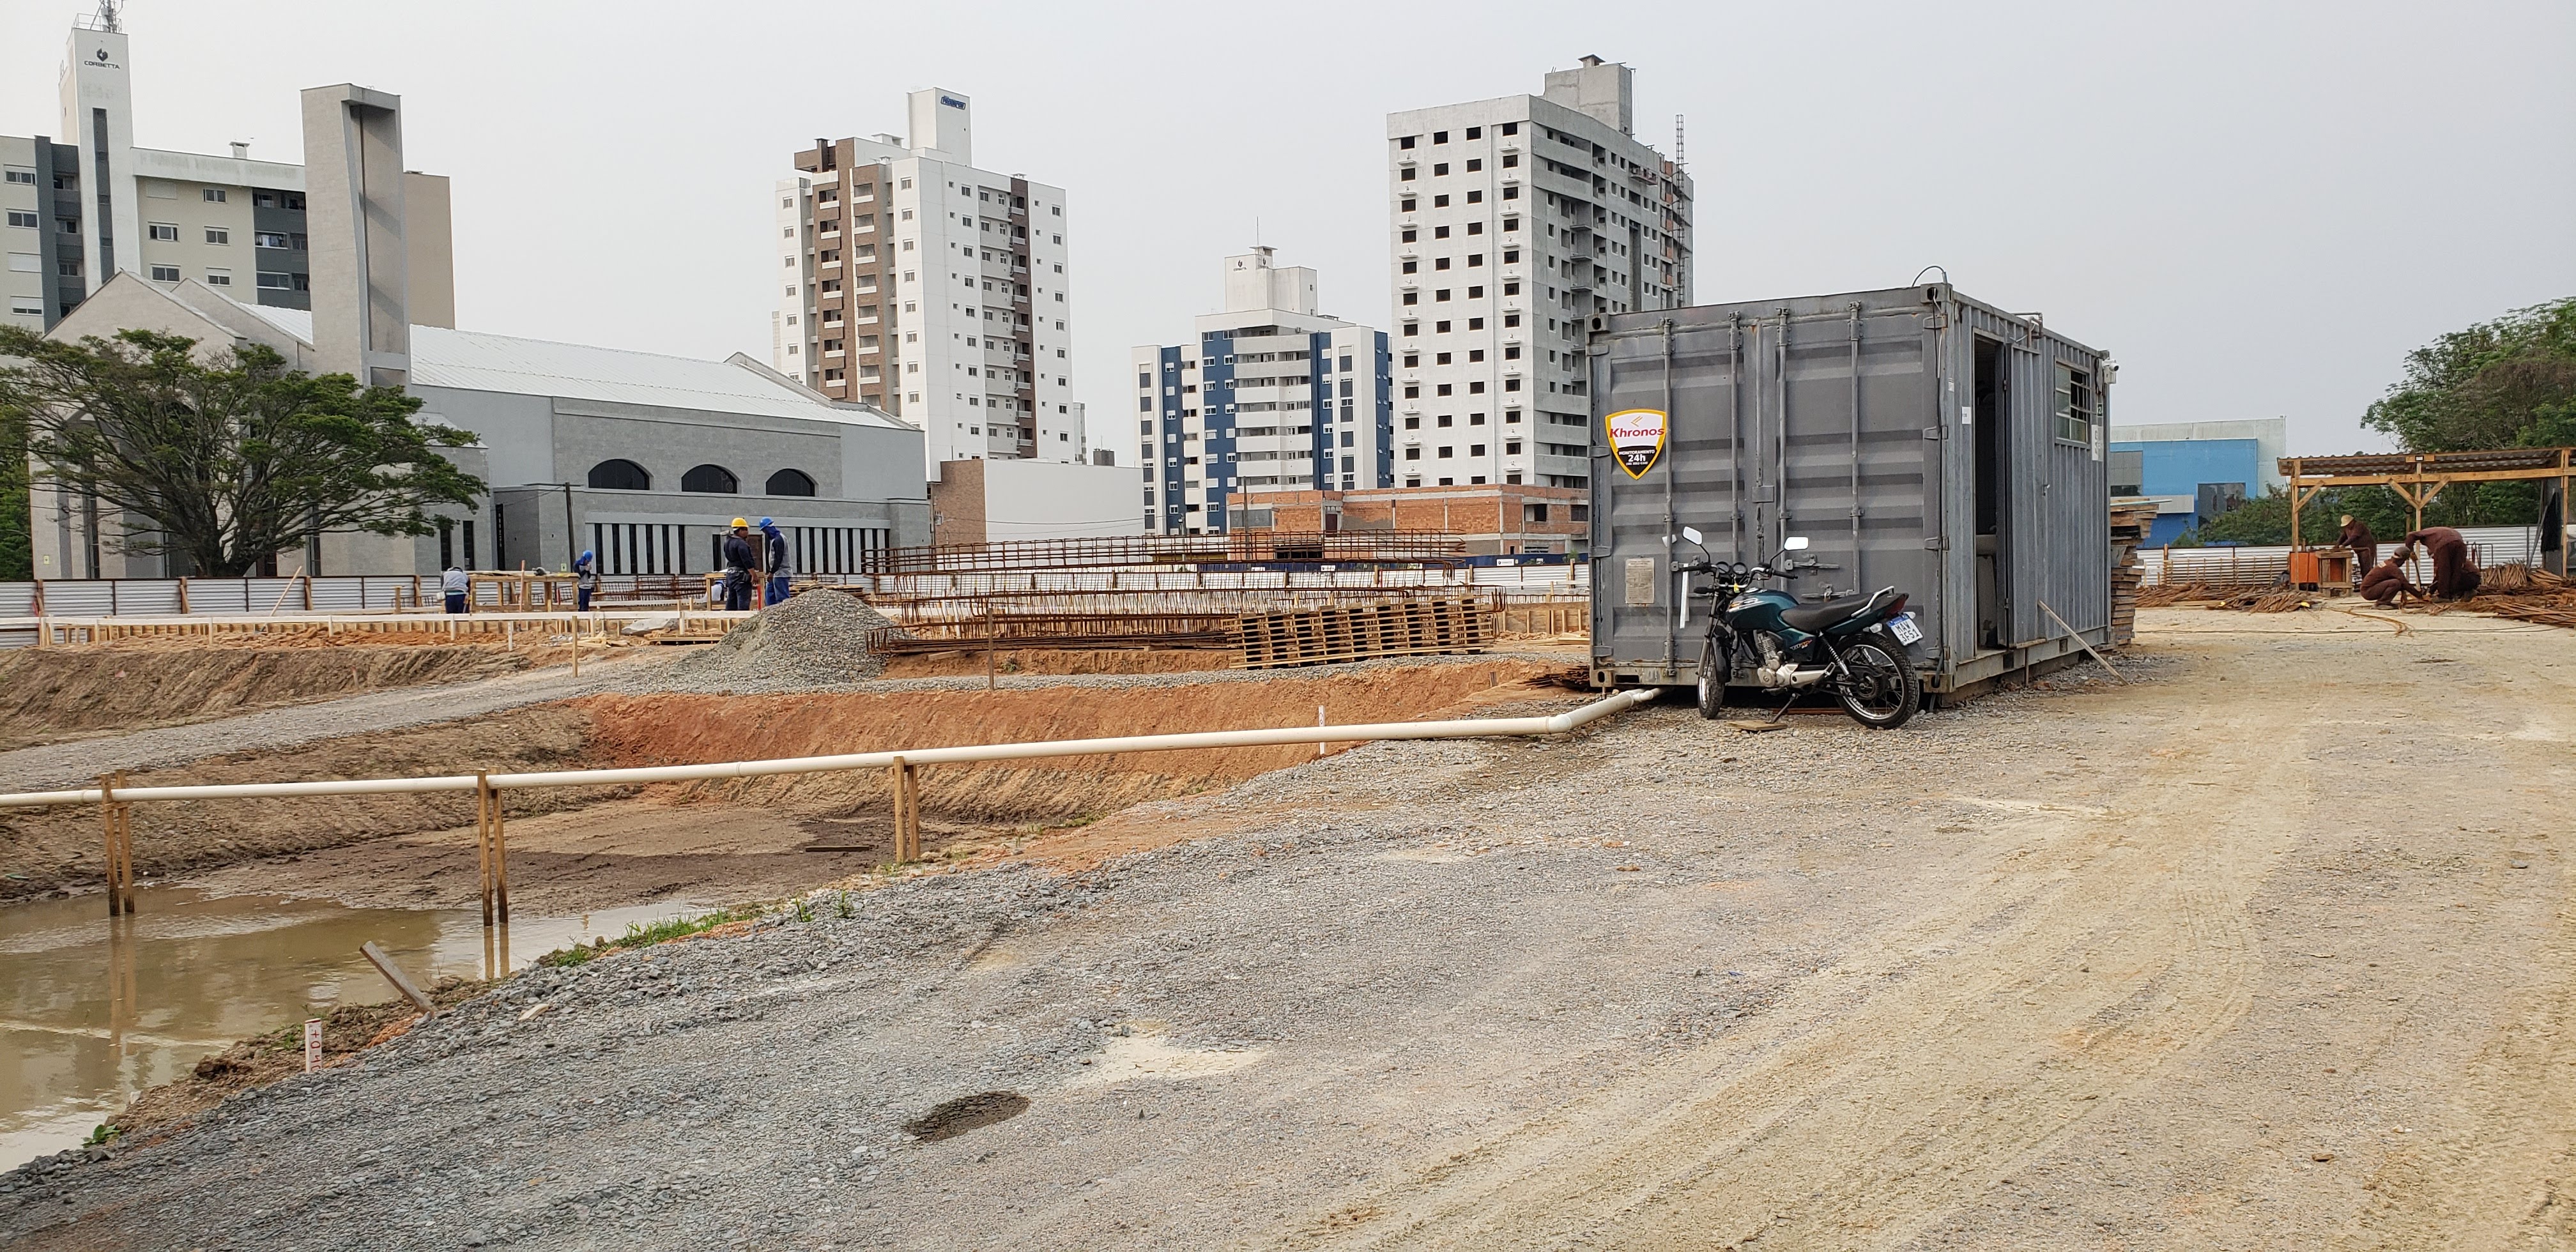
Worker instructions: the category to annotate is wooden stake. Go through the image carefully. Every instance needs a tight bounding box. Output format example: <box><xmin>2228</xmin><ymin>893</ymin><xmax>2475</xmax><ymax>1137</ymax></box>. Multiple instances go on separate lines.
<box><xmin>889</xmin><ymin>756</ymin><xmax>921</xmax><ymax>862</ymax></box>
<box><xmin>490</xmin><ymin>781</ymin><xmax>510</xmax><ymax>926</ymax></box>
<box><xmin>98</xmin><ymin>772</ymin><xmax>134</xmax><ymax>917</ymax></box>
<box><xmin>2037</xmin><ymin>599</ymin><xmax>2126</xmax><ymax>683</ymax></box>
<box><xmin>359</xmin><ymin>942</ymin><xmax>438</xmax><ymax>1014</ymax></box>
<box><xmin>475</xmin><ymin>772</ymin><xmax>494</xmax><ymax>928</ymax></box>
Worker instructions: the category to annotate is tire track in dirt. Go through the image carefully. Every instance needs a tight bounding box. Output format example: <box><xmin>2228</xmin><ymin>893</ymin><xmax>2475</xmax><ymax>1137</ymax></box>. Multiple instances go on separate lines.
<box><xmin>1286</xmin><ymin>673</ymin><xmax>2324</xmax><ymax>1249</ymax></box>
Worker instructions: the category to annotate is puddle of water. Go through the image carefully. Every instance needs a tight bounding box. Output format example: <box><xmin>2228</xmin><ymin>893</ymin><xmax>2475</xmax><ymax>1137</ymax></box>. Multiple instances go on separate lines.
<box><xmin>0</xmin><ymin>886</ymin><xmax>707</xmax><ymax>1172</ymax></box>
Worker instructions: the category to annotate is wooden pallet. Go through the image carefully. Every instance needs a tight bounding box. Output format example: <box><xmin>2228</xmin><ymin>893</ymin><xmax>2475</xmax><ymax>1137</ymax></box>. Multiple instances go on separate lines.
<box><xmin>1230</xmin><ymin>599</ymin><xmax>1489</xmax><ymax>669</ymax></box>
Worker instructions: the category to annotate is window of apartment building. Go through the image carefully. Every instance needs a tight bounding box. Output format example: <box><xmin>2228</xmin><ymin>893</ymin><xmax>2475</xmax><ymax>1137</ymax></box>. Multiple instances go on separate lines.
<box><xmin>900</xmin><ymin>178</ymin><xmax>913</xmax><ymax>189</ymax></box>
<box><xmin>1506</xmin><ymin>408</ymin><xmax>1524</xmax><ymax>423</ymax></box>
<box><xmin>1466</xmin><ymin>158</ymin><xmax>1482</xmax><ymax>172</ymax></box>
<box><xmin>1435</xmin><ymin>289</ymin><xmax>1451</xmax><ymax>303</ymax></box>
<box><xmin>1402</xmin><ymin>353</ymin><xmax>1419</xmax><ymax>367</ymax></box>
<box><xmin>3</xmin><ymin>168</ymin><xmax>33</xmax><ymax>185</ymax></box>
<box><xmin>1402</xmin><ymin>323</ymin><xmax>1419</xmax><ymax>337</ymax></box>
<box><xmin>1501</xmin><ymin>186</ymin><xmax>1518</xmax><ymax>200</ymax></box>
<box><xmin>1403</xmin><ymin>416</ymin><xmax>1420</xmax><ymax>429</ymax></box>
<box><xmin>1467</xmin><ymin>222</ymin><xmax>1484</xmax><ymax>236</ymax></box>
<box><xmin>1399</xmin><ymin>167</ymin><xmax>1417</xmax><ymax>183</ymax></box>
<box><xmin>1436</xmin><ymin>414</ymin><xmax>1453</xmax><ymax>427</ymax></box>
<box><xmin>256</xmin><ymin>271</ymin><xmax>292</xmax><ymax>289</ymax></box>
<box><xmin>1432</xmin><ymin>131</ymin><xmax>1448</xmax><ymax>144</ymax></box>
<box><xmin>149</xmin><ymin>264</ymin><xmax>180</xmax><ymax>282</ymax></box>
<box><xmin>1504</xmin><ymin>312</ymin><xmax>1522</xmax><ymax>328</ymax></box>
<box><xmin>203</xmin><ymin>269</ymin><xmax>231</xmax><ymax>286</ymax></box>
<box><xmin>1401</xmin><ymin>292</ymin><xmax>1418</xmax><ymax>305</ymax></box>
<box><xmin>1437</xmin><ymin>447</ymin><xmax>1455</xmax><ymax>459</ymax></box>
<box><xmin>1404</xmin><ymin>448</ymin><xmax>1422</xmax><ymax>461</ymax></box>
<box><xmin>204</xmin><ymin>227</ymin><xmax>228</xmax><ymax>245</ymax></box>
<box><xmin>1508</xmin><ymin>443</ymin><xmax>1526</xmax><ymax>459</ymax></box>
<box><xmin>1503</xmin><ymin>215</ymin><xmax>1521</xmax><ymax>232</ymax></box>
<box><xmin>1436</xmin><ymin>383</ymin><xmax>1453</xmax><ymax>397</ymax></box>
<box><xmin>1400</xmin><ymin>227</ymin><xmax>1416</xmax><ymax>243</ymax></box>
<box><xmin>1433</xmin><ymin>225</ymin><xmax>1450</xmax><ymax>239</ymax></box>
<box><xmin>1468</xmin><ymin>316</ymin><xmax>1485</xmax><ymax>329</ymax></box>
<box><xmin>1432</xmin><ymin>163</ymin><xmax>1448</xmax><ymax>176</ymax></box>
<box><xmin>1433</xmin><ymin>194</ymin><xmax>1450</xmax><ymax>208</ymax></box>
<box><xmin>1504</xmin><ymin>345</ymin><xmax>1521</xmax><ymax>360</ymax></box>
<box><xmin>1399</xmin><ymin>135</ymin><xmax>1416</xmax><ymax>149</ymax></box>
<box><xmin>1400</xmin><ymin>260</ymin><xmax>1417</xmax><ymax>274</ymax></box>
<box><xmin>1468</xmin><ymin>349</ymin><xmax>1485</xmax><ymax>363</ymax></box>
<box><xmin>201</xmin><ymin>188</ymin><xmax>226</xmax><ymax>202</ymax></box>
<box><xmin>1434</xmin><ymin>257</ymin><xmax>1451</xmax><ymax>271</ymax></box>
<box><xmin>1468</xmin><ymin>254</ymin><xmax>1484</xmax><ymax>267</ymax></box>
<box><xmin>1435</xmin><ymin>321</ymin><xmax>1452</xmax><ymax>333</ymax></box>
<box><xmin>1501</xmin><ymin>154</ymin><xmax>1519</xmax><ymax>169</ymax></box>
<box><xmin>56</xmin><ymin>259</ymin><xmax>80</xmax><ymax>277</ymax></box>
<box><xmin>1400</xmin><ymin>197</ymin><xmax>1416</xmax><ymax>212</ymax></box>
<box><xmin>148</xmin><ymin>222</ymin><xmax>178</xmax><ymax>241</ymax></box>
<box><xmin>4</xmin><ymin>211</ymin><xmax>34</xmax><ymax>228</ymax></box>
<box><xmin>1466</xmin><ymin>190</ymin><xmax>1483</xmax><ymax>204</ymax></box>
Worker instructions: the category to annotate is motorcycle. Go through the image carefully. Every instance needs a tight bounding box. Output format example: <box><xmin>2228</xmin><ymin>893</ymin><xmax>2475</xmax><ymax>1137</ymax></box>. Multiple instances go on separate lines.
<box><xmin>1675</xmin><ymin>528</ymin><xmax>1924</xmax><ymax>729</ymax></box>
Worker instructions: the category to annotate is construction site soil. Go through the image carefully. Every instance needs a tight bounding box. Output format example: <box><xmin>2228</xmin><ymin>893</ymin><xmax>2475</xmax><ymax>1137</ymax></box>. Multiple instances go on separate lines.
<box><xmin>0</xmin><ymin>645</ymin><xmax>531</xmax><ymax>751</ymax></box>
<box><xmin>3</xmin><ymin>606</ymin><xmax>2572</xmax><ymax>1249</ymax></box>
<box><xmin>0</xmin><ymin>652</ymin><xmax>1561</xmax><ymax>902</ymax></box>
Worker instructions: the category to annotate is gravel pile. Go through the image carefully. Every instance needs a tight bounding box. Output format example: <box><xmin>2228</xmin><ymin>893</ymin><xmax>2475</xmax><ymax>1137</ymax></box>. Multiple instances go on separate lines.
<box><xmin>653</xmin><ymin>591</ymin><xmax>901</xmax><ymax>693</ymax></box>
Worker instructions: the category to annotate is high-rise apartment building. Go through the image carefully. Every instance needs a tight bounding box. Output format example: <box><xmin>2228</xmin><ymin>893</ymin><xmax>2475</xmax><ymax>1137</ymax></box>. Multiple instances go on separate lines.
<box><xmin>1131</xmin><ymin>247</ymin><xmax>1392</xmax><ymax>535</ymax></box>
<box><xmin>3</xmin><ymin>10</ymin><xmax>454</xmax><ymax>335</ymax></box>
<box><xmin>1384</xmin><ymin>56</ymin><xmax>1693</xmax><ymax>491</ymax></box>
<box><xmin>774</xmin><ymin>90</ymin><xmax>1082</xmax><ymax>478</ymax></box>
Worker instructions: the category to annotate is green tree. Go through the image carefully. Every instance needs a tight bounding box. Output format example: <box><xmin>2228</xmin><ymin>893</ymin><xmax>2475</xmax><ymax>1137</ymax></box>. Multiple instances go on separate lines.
<box><xmin>2350</xmin><ymin>297</ymin><xmax>2575</xmax><ymax>530</ymax></box>
<box><xmin>2169</xmin><ymin>485</ymin><xmax>2414</xmax><ymax>547</ymax></box>
<box><xmin>0</xmin><ymin>327</ymin><xmax>483</xmax><ymax>577</ymax></box>
<box><xmin>0</xmin><ymin>404</ymin><xmax>29</xmax><ymax>581</ymax></box>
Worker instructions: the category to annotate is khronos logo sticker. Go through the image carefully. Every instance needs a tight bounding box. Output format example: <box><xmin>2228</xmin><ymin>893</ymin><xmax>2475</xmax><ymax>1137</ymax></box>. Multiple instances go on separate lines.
<box><xmin>1604</xmin><ymin>408</ymin><xmax>1669</xmax><ymax>479</ymax></box>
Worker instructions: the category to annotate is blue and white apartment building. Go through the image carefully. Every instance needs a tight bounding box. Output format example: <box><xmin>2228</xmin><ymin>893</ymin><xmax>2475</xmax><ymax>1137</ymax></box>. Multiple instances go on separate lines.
<box><xmin>1133</xmin><ymin>248</ymin><xmax>1393</xmax><ymax>534</ymax></box>
<box><xmin>2110</xmin><ymin>418</ymin><xmax>2288</xmax><ymax>546</ymax></box>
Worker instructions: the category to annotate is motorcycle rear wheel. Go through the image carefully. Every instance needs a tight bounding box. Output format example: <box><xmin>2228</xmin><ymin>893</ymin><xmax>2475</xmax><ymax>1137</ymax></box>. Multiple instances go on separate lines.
<box><xmin>1696</xmin><ymin>637</ymin><xmax>1726</xmax><ymax>720</ymax></box>
<box><xmin>1836</xmin><ymin>639</ymin><xmax>1919</xmax><ymax>729</ymax></box>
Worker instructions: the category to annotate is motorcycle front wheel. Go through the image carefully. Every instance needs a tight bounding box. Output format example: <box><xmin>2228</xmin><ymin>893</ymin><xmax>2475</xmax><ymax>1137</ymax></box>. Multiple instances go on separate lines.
<box><xmin>1696</xmin><ymin>636</ymin><xmax>1727</xmax><ymax>720</ymax></box>
<box><xmin>1835</xmin><ymin>639</ymin><xmax>1919</xmax><ymax>729</ymax></box>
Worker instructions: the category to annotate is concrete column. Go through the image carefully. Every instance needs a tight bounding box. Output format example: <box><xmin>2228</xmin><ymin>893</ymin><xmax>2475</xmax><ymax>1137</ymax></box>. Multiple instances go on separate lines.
<box><xmin>302</xmin><ymin>84</ymin><xmax>411</xmax><ymax>387</ymax></box>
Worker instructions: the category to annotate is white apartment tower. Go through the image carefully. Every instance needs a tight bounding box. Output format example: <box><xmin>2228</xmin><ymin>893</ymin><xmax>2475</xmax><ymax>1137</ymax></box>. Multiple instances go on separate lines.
<box><xmin>1385</xmin><ymin>56</ymin><xmax>1694</xmax><ymax>491</ymax></box>
<box><xmin>4</xmin><ymin>9</ymin><xmax>454</xmax><ymax>335</ymax></box>
<box><xmin>1131</xmin><ymin>247</ymin><xmax>1393</xmax><ymax>535</ymax></box>
<box><xmin>772</xmin><ymin>91</ymin><xmax>1081</xmax><ymax>480</ymax></box>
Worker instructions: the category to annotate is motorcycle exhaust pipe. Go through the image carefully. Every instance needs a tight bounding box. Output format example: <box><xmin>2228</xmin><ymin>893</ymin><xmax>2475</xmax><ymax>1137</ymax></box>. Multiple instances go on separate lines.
<box><xmin>1759</xmin><ymin>664</ymin><xmax>1830</xmax><ymax>690</ymax></box>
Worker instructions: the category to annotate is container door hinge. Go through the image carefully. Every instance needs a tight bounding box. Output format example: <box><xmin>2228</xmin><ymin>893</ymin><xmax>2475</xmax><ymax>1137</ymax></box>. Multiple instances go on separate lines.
<box><xmin>1922</xmin><ymin>536</ymin><xmax>1950</xmax><ymax>550</ymax></box>
<box><xmin>1923</xmin><ymin>426</ymin><xmax>1943</xmax><ymax>440</ymax></box>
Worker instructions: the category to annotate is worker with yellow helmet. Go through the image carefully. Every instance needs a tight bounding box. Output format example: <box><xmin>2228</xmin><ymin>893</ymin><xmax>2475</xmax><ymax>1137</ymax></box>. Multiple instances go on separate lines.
<box><xmin>721</xmin><ymin>517</ymin><xmax>758</xmax><ymax>611</ymax></box>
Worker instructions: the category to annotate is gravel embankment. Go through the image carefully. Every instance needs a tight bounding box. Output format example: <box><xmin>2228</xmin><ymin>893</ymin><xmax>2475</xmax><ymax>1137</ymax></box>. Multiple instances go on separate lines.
<box><xmin>651</xmin><ymin>592</ymin><xmax>901</xmax><ymax>693</ymax></box>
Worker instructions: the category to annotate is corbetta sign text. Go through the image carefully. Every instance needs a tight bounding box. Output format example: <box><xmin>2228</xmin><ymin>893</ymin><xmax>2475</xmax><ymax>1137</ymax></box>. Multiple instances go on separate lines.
<box><xmin>940</xmin><ymin>96</ymin><xmax>967</xmax><ymax>109</ymax></box>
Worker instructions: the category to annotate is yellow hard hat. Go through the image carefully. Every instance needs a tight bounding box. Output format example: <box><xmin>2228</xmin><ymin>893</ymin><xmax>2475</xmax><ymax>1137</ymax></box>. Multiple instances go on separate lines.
<box><xmin>730</xmin><ymin>517</ymin><xmax>749</xmax><ymax>528</ymax></box>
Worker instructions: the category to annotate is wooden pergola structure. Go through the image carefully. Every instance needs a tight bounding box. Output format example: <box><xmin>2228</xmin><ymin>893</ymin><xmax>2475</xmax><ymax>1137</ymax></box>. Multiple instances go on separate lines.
<box><xmin>2281</xmin><ymin>447</ymin><xmax>2573</xmax><ymax>553</ymax></box>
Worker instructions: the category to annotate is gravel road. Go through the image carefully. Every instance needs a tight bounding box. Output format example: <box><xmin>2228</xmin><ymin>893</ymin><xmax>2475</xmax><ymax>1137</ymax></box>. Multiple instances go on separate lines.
<box><xmin>0</xmin><ymin>652</ymin><xmax>673</xmax><ymax>793</ymax></box>
<box><xmin>6</xmin><ymin>607</ymin><xmax>2572</xmax><ymax>1249</ymax></box>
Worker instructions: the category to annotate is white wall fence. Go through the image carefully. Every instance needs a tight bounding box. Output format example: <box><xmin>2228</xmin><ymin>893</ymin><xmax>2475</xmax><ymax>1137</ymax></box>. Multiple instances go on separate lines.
<box><xmin>2140</xmin><ymin>526</ymin><xmax>2542</xmax><ymax>587</ymax></box>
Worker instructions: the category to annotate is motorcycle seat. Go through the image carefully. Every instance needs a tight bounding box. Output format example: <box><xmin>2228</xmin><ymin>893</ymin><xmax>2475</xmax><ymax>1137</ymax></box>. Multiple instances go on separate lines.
<box><xmin>1781</xmin><ymin>593</ymin><xmax>1880</xmax><ymax>633</ymax></box>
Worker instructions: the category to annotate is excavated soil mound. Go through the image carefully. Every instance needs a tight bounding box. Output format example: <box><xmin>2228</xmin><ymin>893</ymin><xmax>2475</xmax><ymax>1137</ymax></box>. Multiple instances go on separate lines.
<box><xmin>0</xmin><ymin>645</ymin><xmax>529</xmax><ymax>751</ymax></box>
<box><xmin>875</xmin><ymin>649</ymin><xmax>1234</xmax><ymax>679</ymax></box>
<box><xmin>580</xmin><ymin>660</ymin><xmax>1559</xmax><ymax>823</ymax></box>
<box><xmin>0</xmin><ymin>703</ymin><xmax>606</xmax><ymax>899</ymax></box>
<box><xmin>659</xmin><ymin>592</ymin><xmax>900</xmax><ymax>692</ymax></box>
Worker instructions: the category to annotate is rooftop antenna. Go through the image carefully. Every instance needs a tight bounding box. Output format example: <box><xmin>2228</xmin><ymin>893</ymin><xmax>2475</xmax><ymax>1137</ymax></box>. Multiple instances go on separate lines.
<box><xmin>93</xmin><ymin>0</ymin><xmax>120</xmax><ymax>32</ymax></box>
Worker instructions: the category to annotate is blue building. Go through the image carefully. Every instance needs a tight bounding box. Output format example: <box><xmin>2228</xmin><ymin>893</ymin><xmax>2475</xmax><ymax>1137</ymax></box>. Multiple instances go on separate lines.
<box><xmin>2108</xmin><ymin>419</ymin><xmax>2288</xmax><ymax>546</ymax></box>
<box><xmin>1131</xmin><ymin>248</ymin><xmax>1395</xmax><ymax>535</ymax></box>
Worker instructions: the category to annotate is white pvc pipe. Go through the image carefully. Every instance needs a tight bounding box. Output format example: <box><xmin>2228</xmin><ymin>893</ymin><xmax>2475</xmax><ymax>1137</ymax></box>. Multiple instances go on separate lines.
<box><xmin>0</xmin><ymin>689</ymin><xmax>1657</xmax><ymax>809</ymax></box>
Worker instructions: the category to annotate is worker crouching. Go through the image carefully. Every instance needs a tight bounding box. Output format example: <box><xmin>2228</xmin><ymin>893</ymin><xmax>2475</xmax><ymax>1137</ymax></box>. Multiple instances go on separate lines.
<box><xmin>2401</xmin><ymin>526</ymin><xmax>2483</xmax><ymax>599</ymax></box>
<box><xmin>2358</xmin><ymin>554</ymin><xmax>2418</xmax><ymax>606</ymax></box>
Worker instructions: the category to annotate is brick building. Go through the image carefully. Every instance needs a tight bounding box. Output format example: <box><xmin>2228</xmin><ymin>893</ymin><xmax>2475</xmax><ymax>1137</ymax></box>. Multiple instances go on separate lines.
<box><xmin>1232</xmin><ymin>484</ymin><xmax>1586</xmax><ymax>556</ymax></box>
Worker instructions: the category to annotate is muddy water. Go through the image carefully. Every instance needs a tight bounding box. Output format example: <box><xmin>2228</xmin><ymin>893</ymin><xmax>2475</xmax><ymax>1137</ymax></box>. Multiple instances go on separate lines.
<box><xmin>0</xmin><ymin>887</ymin><xmax>705</xmax><ymax>1171</ymax></box>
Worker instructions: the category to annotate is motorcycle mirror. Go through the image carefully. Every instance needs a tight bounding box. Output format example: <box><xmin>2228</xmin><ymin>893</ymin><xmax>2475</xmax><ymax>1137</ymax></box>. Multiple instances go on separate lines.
<box><xmin>1680</xmin><ymin>526</ymin><xmax>1704</xmax><ymax>546</ymax></box>
<box><xmin>1783</xmin><ymin>536</ymin><xmax>1811</xmax><ymax>551</ymax></box>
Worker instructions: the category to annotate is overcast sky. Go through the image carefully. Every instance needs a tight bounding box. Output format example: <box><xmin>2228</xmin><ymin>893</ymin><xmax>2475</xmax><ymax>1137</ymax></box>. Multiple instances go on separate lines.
<box><xmin>6</xmin><ymin>1</ymin><xmax>2569</xmax><ymax>459</ymax></box>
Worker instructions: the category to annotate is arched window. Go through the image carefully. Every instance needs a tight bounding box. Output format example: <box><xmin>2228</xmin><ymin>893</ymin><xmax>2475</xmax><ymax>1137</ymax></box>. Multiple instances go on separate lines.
<box><xmin>765</xmin><ymin>468</ymin><xmax>816</xmax><ymax>497</ymax></box>
<box><xmin>680</xmin><ymin>464</ymin><xmax>739</xmax><ymax>493</ymax></box>
<box><xmin>587</xmin><ymin>459</ymin><xmax>650</xmax><ymax>491</ymax></box>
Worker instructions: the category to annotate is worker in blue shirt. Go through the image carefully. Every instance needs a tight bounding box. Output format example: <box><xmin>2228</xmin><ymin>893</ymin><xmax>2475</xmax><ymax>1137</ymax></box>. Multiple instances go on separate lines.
<box><xmin>574</xmin><ymin>550</ymin><xmax>597</xmax><ymax>611</ymax></box>
<box><xmin>760</xmin><ymin>518</ymin><xmax>792</xmax><ymax>606</ymax></box>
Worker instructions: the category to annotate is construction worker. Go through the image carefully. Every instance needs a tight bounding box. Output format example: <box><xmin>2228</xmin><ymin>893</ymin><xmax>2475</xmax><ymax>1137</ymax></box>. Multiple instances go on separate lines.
<box><xmin>574</xmin><ymin>550</ymin><xmax>597</xmax><ymax>612</ymax></box>
<box><xmin>760</xmin><ymin>517</ymin><xmax>792</xmax><ymax>606</ymax></box>
<box><xmin>721</xmin><ymin>518</ymin><xmax>758</xmax><ymax>611</ymax></box>
<box><xmin>2358</xmin><ymin>552</ymin><xmax>2418</xmax><ymax>606</ymax></box>
<box><xmin>441</xmin><ymin>565</ymin><xmax>470</xmax><ymax>615</ymax></box>
<box><xmin>2337</xmin><ymin>515</ymin><xmax>2377</xmax><ymax>585</ymax></box>
<box><xmin>2400</xmin><ymin>526</ymin><xmax>2482</xmax><ymax>599</ymax></box>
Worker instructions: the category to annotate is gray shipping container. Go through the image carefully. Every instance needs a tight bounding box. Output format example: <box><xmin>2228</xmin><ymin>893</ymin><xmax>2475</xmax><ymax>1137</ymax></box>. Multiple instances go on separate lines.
<box><xmin>1587</xmin><ymin>283</ymin><xmax>2113</xmax><ymax>696</ymax></box>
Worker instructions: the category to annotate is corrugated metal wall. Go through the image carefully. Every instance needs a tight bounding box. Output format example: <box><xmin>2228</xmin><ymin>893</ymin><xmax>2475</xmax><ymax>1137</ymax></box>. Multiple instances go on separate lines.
<box><xmin>1591</xmin><ymin>284</ymin><xmax>2111</xmax><ymax>691</ymax></box>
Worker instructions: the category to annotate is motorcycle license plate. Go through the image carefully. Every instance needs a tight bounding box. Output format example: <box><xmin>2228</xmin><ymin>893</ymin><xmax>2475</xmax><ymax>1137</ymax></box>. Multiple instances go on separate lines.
<box><xmin>1888</xmin><ymin>613</ymin><xmax>1924</xmax><ymax>645</ymax></box>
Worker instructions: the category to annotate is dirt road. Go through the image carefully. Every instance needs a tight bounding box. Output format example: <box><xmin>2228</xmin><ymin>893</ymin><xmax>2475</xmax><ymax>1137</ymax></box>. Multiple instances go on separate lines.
<box><xmin>3</xmin><ymin>607</ymin><xmax>2570</xmax><ymax>1249</ymax></box>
